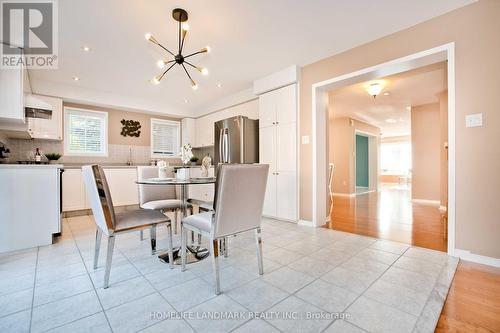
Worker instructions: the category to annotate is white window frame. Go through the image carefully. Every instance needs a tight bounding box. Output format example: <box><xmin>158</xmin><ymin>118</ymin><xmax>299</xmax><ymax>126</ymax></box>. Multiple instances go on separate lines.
<box><xmin>64</xmin><ymin>107</ymin><xmax>108</xmax><ymax>157</ymax></box>
<box><xmin>150</xmin><ymin>118</ymin><xmax>181</xmax><ymax>158</ymax></box>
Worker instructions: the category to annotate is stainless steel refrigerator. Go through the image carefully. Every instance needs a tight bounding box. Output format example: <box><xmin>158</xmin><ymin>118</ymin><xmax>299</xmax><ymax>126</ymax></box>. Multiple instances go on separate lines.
<box><xmin>214</xmin><ymin>116</ymin><xmax>259</xmax><ymax>165</ymax></box>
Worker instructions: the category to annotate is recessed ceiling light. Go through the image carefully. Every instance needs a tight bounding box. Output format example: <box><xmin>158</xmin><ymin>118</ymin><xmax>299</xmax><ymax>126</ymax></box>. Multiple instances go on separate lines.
<box><xmin>385</xmin><ymin>118</ymin><xmax>397</xmax><ymax>123</ymax></box>
<box><xmin>82</xmin><ymin>46</ymin><xmax>91</xmax><ymax>52</ymax></box>
<box><xmin>383</xmin><ymin>91</ymin><xmax>391</xmax><ymax>96</ymax></box>
<box><xmin>216</xmin><ymin>82</ymin><xmax>222</xmax><ymax>88</ymax></box>
<box><xmin>184</xmin><ymin>99</ymin><xmax>188</xmax><ymax>103</ymax></box>
<box><xmin>72</xmin><ymin>76</ymin><xmax>80</xmax><ymax>81</ymax></box>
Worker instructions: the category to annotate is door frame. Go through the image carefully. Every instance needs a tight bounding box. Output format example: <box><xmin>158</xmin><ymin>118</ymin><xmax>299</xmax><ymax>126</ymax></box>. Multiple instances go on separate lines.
<box><xmin>311</xmin><ymin>43</ymin><xmax>455</xmax><ymax>254</ymax></box>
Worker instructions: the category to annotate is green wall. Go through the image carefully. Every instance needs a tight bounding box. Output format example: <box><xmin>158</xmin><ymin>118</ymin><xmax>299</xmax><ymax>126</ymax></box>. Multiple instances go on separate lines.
<box><xmin>356</xmin><ymin>135</ymin><xmax>369</xmax><ymax>187</ymax></box>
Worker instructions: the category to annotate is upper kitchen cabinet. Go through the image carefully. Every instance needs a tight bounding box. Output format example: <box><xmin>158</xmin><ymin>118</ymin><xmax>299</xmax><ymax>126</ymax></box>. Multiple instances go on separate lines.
<box><xmin>0</xmin><ymin>62</ymin><xmax>26</xmax><ymax>124</ymax></box>
<box><xmin>26</xmin><ymin>94</ymin><xmax>63</xmax><ymax>140</ymax></box>
<box><xmin>181</xmin><ymin>118</ymin><xmax>196</xmax><ymax>147</ymax></box>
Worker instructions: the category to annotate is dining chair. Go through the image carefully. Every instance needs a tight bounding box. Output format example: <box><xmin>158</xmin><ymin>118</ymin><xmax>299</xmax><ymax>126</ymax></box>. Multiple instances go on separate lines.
<box><xmin>137</xmin><ymin>166</ymin><xmax>189</xmax><ymax>238</ymax></box>
<box><xmin>180</xmin><ymin>164</ymin><xmax>269</xmax><ymax>294</ymax></box>
<box><xmin>82</xmin><ymin>165</ymin><xmax>174</xmax><ymax>288</ymax></box>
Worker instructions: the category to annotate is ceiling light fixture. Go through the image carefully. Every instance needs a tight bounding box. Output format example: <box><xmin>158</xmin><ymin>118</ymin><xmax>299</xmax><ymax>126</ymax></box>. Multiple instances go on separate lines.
<box><xmin>145</xmin><ymin>8</ymin><xmax>210</xmax><ymax>90</ymax></box>
<box><xmin>72</xmin><ymin>76</ymin><xmax>79</xmax><ymax>81</ymax></box>
<box><xmin>216</xmin><ymin>82</ymin><xmax>222</xmax><ymax>88</ymax></box>
<box><xmin>383</xmin><ymin>91</ymin><xmax>391</xmax><ymax>96</ymax></box>
<box><xmin>367</xmin><ymin>82</ymin><xmax>383</xmax><ymax>98</ymax></box>
<box><xmin>82</xmin><ymin>46</ymin><xmax>91</xmax><ymax>52</ymax></box>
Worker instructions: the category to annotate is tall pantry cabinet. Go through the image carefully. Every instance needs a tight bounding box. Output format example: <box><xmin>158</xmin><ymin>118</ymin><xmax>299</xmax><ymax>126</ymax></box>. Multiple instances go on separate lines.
<box><xmin>259</xmin><ymin>84</ymin><xmax>297</xmax><ymax>221</ymax></box>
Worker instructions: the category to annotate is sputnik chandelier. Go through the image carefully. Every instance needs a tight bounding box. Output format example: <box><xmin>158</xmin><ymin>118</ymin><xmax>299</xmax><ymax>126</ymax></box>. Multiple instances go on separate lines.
<box><xmin>145</xmin><ymin>8</ymin><xmax>210</xmax><ymax>90</ymax></box>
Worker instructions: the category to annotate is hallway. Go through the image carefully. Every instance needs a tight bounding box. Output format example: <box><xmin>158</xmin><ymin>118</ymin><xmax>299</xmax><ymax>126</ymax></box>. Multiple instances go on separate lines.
<box><xmin>325</xmin><ymin>183</ymin><xmax>446</xmax><ymax>252</ymax></box>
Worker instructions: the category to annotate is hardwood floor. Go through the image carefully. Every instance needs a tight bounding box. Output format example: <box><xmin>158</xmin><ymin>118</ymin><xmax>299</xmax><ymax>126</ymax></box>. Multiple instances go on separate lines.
<box><xmin>437</xmin><ymin>260</ymin><xmax>500</xmax><ymax>332</ymax></box>
<box><xmin>324</xmin><ymin>183</ymin><xmax>447</xmax><ymax>252</ymax></box>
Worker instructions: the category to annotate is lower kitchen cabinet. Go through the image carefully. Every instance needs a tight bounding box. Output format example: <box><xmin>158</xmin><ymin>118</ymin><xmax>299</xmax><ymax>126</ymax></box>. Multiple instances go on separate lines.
<box><xmin>188</xmin><ymin>167</ymin><xmax>215</xmax><ymax>203</ymax></box>
<box><xmin>62</xmin><ymin>167</ymin><xmax>139</xmax><ymax>212</ymax></box>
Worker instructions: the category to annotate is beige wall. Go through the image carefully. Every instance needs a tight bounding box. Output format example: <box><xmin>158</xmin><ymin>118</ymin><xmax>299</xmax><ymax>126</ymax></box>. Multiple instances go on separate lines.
<box><xmin>299</xmin><ymin>0</ymin><xmax>500</xmax><ymax>258</ymax></box>
<box><xmin>64</xmin><ymin>102</ymin><xmax>181</xmax><ymax>146</ymax></box>
<box><xmin>411</xmin><ymin>103</ymin><xmax>441</xmax><ymax>201</ymax></box>
<box><xmin>328</xmin><ymin>113</ymin><xmax>380</xmax><ymax>195</ymax></box>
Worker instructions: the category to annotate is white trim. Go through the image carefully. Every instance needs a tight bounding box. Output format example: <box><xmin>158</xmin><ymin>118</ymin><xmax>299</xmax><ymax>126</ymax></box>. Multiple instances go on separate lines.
<box><xmin>453</xmin><ymin>249</ymin><xmax>500</xmax><ymax>268</ymax></box>
<box><xmin>298</xmin><ymin>219</ymin><xmax>313</xmax><ymax>227</ymax></box>
<box><xmin>150</xmin><ymin>118</ymin><xmax>181</xmax><ymax>158</ymax></box>
<box><xmin>311</xmin><ymin>43</ymin><xmax>456</xmax><ymax>257</ymax></box>
<box><xmin>63</xmin><ymin>107</ymin><xmax>108</xmax><ymax>157</ymax></box>
<box><xmin>332</xmin><ymin>192</ymin><xmax>356</xmax><ymax>197</ymax></box>
<box><xmin>253</xmin><ymin>65</ymin><xmax>299</xmax><ymax>95</ymax></box>
<box><xmin>411</xmin><ymin>199</ymin><xmax>440</xmax><ymax>206</ymax></box>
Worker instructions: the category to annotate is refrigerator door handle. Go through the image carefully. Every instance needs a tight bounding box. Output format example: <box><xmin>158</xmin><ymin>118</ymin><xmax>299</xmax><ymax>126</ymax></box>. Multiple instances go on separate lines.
<box><xmin>223</xmin><ymin>128</ymin><xmax>229</xmax><ymax>163</ymax></box>
<box><xmin>219</xmin><ymin>128</ymin><xmax>224</xmax><ymax>164</ymax></box>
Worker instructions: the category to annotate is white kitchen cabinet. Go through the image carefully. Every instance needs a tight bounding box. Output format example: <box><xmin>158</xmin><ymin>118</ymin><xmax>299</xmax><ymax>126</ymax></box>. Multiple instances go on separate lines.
<box><xmin>181</xmin><ymin>118</ymin><xmax>196</xmax><ymax>147</ymax></box>
<box><xmin>63</xmin><ymin>167</ymin><xmax>139</xmax><ymax>212</ymax></box>
<box><xmin>28</xmin><ymin>95</ymin><xmax>63</xmax><ymax>140</ymax></box>
<box><xmin>62</xmin><ymin>169</ymin><xmax>87</xmax><ymax>211</ymax></box>
<box><xmin>188</xmin><ymin>167</ymin><xmax>215</xmax><ymax>202</ymax></box>
<box><xmin>106</xmin><ymin>168</ymin><xmax>139</xmax><ymax>206</ymax></box>
<box><xmin>0</xmin><ymin>63</ymin><xmax>25</xmax><ymax>123</ymax></box>
<box><xmin>195</xmin><ymin>114</ymin><xmax>215</xmax><ymax>148</ymax></box>
<box><xmin>258</xmin><ymin>84</ymin><xmax>297</xmax><ymax>222</ymax></box>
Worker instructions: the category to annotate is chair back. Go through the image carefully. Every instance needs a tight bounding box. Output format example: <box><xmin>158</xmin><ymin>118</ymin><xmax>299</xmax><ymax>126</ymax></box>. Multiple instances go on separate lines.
<box><xmin>137</xmin><ymin>166</ymin><xmax>176</xmax><ymax>206</ymax></box>
<box><xmin>213</xmin><ymin>164</ymin><xmax>269</xmax><ymax>238</ymax></box>
<box><xmin>82</xmin><ymin>165</ymin><xmax>116</xmax><ymax>236</ymax></box>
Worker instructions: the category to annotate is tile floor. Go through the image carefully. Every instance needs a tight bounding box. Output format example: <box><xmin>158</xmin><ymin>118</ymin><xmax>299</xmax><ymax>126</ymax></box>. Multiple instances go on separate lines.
<box><xmin>0</xmin><ymin>215</ymin><xmax>458</xmax><ymax>333</ymax></box>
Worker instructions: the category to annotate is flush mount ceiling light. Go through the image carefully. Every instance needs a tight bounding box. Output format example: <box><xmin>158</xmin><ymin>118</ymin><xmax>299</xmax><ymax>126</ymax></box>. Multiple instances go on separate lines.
<box><xmin>145</xmin><ymin>8</ymin><xmax>210</xmax><ymax>90</ymax></box>
<box><xmin>367</xmin><ymin>82</ymin><xmax>383</xmax><ymax>98</ymax></box>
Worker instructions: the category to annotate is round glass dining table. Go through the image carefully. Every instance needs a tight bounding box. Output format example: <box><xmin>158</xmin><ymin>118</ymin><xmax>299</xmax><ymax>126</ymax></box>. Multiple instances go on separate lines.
<box><xmin>135</xmin><ymin>176</ymin><xmax>216</xmax><ymax>265</ymax></box>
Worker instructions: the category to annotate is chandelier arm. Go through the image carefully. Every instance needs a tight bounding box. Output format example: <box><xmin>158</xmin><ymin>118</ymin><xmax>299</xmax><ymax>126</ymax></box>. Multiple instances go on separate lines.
<box><xmin>158</xmin><ymin>62</ymin><xmax>177</xmax><ymax>81</ymax></box>
<box><xmin>184</xmin><ymin>49</ymin><xmax>206</xmax><ymax>59</ymax></box>
<box><xmin>181</xmin><ymin>63</ymin><xmax>196</xmax><ymax>86</ymax></box>
<box><xmin>156</xmin><ymin>43</ymin><xmax>175</xmax><ymax>57</ymax></box>
<box><xmin>184</xmin><ymin>61</ymin><xmax>198</xmax><ymax>70</ymax></box>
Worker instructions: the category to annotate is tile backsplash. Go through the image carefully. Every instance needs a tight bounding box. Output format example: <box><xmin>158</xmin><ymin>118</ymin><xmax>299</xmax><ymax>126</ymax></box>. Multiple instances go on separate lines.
<box><xmin>4</xmin><ymin>138</ymin><xmax>181</xmax><ymax>165</ymax></box>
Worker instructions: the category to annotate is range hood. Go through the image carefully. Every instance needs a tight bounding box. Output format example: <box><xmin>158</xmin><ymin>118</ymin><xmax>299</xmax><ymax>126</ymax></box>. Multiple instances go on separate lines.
<box><xmin>24</xmin><ymin>94</ymin><xmax>53</xmax><ymax>119</ymax></box>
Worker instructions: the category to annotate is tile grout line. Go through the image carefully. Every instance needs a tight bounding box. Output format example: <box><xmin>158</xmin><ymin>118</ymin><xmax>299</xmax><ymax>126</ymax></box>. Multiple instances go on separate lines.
<box><xmin>28</xmin><ymin>246</ymin><xmax>39</xmax><ymax>333</ymax></box>
<box><xmin>66</xmin><ymin>219</ymin><xmax>115</xmax><ymax>333</ymax></box>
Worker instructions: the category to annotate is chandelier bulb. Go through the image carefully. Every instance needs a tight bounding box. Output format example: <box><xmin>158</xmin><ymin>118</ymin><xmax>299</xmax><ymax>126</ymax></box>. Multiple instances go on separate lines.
<box><xmin>199</xmin><ymin>67</ymin><xmax>208</xmax><ymax>76</ymax></box>
<box><xmin>145</xmin><ymin>33</ymin><xmax>152</xmax><ymax>41</ymax></box>
<box><xmin>152</xmin><ymin>77</ymin><xmax>161</xmax><ymax>85</ymax></box>
<box><xmin>204</xmin><ymin>46</ymin><xmax>211</xmax><ymax>53</ymax></box>
<box><xmin>192</xmin><ymin>83</ymin><xmax>198</xmax><ymax>90</ymax></box>
<box><xmin>182</xmin><ymin>23</ymin><xmax>190</xmax><ymax>31</ymax></box>
<box><xmin>157</xmin><ymin>60</ymin><xmax>165</xmax><ymax>69</ymax></box>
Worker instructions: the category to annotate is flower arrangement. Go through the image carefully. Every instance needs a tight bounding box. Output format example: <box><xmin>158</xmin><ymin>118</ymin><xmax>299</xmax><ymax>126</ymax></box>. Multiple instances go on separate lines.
<box><xmin>180</xmin><ymin>144</ymin><xmax>194</xmax><ymax>165</ymax></box>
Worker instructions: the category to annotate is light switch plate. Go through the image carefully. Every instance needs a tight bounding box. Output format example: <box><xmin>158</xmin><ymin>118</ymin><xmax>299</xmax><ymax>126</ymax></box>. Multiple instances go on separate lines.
<box><xmin>465</xmin><ymin>113</ymin><xmax>483</xmax><ymax>127</ymax></box>
<box><xmin>301</xmin><ymin>135</ymin><xmax>310</xmax><ymax>145</ymax></box>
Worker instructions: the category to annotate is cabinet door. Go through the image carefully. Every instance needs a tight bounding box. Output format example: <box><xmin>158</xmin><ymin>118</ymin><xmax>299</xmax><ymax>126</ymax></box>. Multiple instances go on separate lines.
<box><xmin>258</xmin><ymin>90</ymin><xmax>276</xmax><ymax>128</ymax></box>
<box><xmin>277</xmin><ymin>122</ymin><xmax>296</xmax><ymax>172</ymax></box>
<box><xmin>62</xmin><ymin>169</ymin><xmax>86</xmax><ymax>211</ymax></box>
<box><xmin>106</xmin><ymin>169</ymin><xmax>139</xmax><ymax>206</ymax></box>
<box><xmin>276</xmin><ymin>171</ymin><xmax>297</xmax><ymax>221</ymax></box>
<box><xmin>262</xmin><ymin>173</ymin><xmax>277</xmax><ymax>217</ymax></box>
<box><xmin>29</xmin><ymin>95</ymin><xmax>63</xmax><ymax>140</ymax></box>
<box><xmin>181</xmin><ymin>118</ymin><xmax>196</xmax><ymax>147</ymax></box>
<box><xmin>0</xmin><ymin>64</ymin><xmax>24</xmax><ymax>123</ymax></box>
<box><xmin>276</xmin><ymin>84</ymin><xmax>296</xmax><ymax>125</ymax></box>
<box><xmin>259</xmin><ymin>126</ymin><xmax>276</xmax><ymax>171</ymax></box>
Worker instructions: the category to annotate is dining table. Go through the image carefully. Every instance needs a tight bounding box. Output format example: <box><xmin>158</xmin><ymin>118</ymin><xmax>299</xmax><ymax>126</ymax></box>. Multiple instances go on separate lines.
<box><xmin>135</xmin><ymin>176</ymin><xmax>216</xmax><ymax>265</ymax></box>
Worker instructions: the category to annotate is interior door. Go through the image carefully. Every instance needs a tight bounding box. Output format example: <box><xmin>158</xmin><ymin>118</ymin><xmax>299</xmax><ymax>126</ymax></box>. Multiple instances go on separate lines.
<box><xmin>259</xmin><ymin>125</ymin><xmax>276</xmax><ymax>216</ymax></box>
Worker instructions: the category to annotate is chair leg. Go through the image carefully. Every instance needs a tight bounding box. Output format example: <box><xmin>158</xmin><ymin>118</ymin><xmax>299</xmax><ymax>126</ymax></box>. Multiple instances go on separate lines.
<box><xmin>255</xmin><ymin>228</ymin><xmax>264</xmax><ymax>275</ymax></box>
<box><xmin>166</xmin><ymin>223</ymin><xmax>174</xmax><ymax>269</ymax></box>
<box><xmin>197</xmin><ymin>233</ymin><xmax>202</xmax><ymax>246</ymax></box>
<box><xmin>181</xmin><ymin>225</ymin><xmax>187</xmax><ymax>271</ymax></box>
<box><xmin>173</xmin><ymin>210</ymin><xmax>178</xmax><ymax>234</ymax></box>
<box><xmin>103</xmin><ymin>235</ymin><xmax>115</xmax><ymax>289</ymax></box>
<box><xmin>140</xmin><ymin>230</ymin><xmax>144</xmax><ymax>241</ymax></box>
<box><xmin>210</xmin><ymin>239</ymin><xmax>221</xmax><ymax>295</ymax></box>
<box><xmin>93</xmin><ymin>229</ymin><xmax>102</xmax><ymax>269</ymax></box>
<box><xmin>150</xmin><ymin>225</ymin><xmax>157</xmax><ymax>255</ymax></box>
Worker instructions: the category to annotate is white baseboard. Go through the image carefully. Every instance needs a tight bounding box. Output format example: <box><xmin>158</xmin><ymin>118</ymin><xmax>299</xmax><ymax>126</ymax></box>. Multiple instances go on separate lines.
<box><xmin>298</xmin><ymin>219</ymin><xmax>313</xmax><ymax>227</ymax></box>
<box><xmin>453</xmin><ymin>248</ymin><xmax>500</xmax><ymax>268</ymax></box>
<box><xmin>411</xmin><ymin>199</ymin><xmax>440</xmax><ymax>206</ymax></box>
<box><xmin>332</xmin><ymin>192</ymin><xmax>356</xmax><ymax>197</ymax></box>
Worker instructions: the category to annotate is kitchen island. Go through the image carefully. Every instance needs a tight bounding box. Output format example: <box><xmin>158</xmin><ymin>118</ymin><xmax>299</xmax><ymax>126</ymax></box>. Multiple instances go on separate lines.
<box><xmin>0</xmin><ymin>164</ymin><xmax>63</xmax><ymax>253</ymax></box>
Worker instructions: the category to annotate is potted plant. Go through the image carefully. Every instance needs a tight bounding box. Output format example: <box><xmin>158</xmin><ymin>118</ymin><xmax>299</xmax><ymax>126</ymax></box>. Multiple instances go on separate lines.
<box><xmin>190</xmin><ymin>156</ymin><xmax>199</xmax><ymax>166</ymax></box>
<box><xmin>44</xmin><ymin>152</ymin><xmax>62</xmax><ymax>164</ymax></box>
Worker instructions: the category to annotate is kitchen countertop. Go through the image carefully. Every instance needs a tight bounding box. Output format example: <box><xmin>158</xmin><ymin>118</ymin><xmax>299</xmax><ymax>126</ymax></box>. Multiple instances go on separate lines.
<box><xmin>0</xmin><ymin>164</ymin><xmax>64</xmax><ymax>169</ymax></box>
<box><xmin>0</xmin><ymin>163</ymin><xmax>213</xmax><ymax>169</ymax></box>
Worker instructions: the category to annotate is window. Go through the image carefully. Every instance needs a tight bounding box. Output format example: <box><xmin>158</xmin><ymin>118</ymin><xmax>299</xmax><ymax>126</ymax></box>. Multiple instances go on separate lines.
<box><xmin>381</xmin><ymin>142</ymin><xmax>412</xmax><ymax>175</ymax></box>
<box><xmin>151</xmin><ymin>118</ymin><xmax>180</xmax><ymax>157</ymax></box>
<box><xmin>64</xmin><ymin>108</ymin><xmax>108</xmax><ymax>156</ymax></box>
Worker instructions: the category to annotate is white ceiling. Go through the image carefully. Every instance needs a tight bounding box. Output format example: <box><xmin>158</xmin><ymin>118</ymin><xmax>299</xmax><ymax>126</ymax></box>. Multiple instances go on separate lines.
<box><xmin>29</xmin><ymin>0</ymin><xmax>473</xmax><ymax>118</ymax></box>
<box><xmin>329</xmin><ymin>62</ymin><xmax>447</xmax><ymax>137</ymax></box>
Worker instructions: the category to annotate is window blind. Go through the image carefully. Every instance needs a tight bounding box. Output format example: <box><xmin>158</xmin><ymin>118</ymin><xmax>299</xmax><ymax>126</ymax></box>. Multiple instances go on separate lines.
<box><xmin>151</xmin><ymin>119</ymin><xmax>180</xmax><ymax>157</ymax></box>
<box><xmin>65</xmin><ymin>108</ymin><xmax>107</xmax><ymax>156</ymax></box>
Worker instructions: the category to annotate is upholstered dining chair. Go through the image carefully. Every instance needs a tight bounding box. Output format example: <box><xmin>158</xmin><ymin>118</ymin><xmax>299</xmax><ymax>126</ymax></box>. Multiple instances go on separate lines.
<box><xmin>137</xmin><ymin>166</ymin><xmax>190</xmax><ymax>238</ymax></box>
<box><xmin>180</xmin><ymin>164</ymin><xmax>269</xmax><ymax>294</ymax></box>
<box><xmin>82</xmin><ymin>165</ymin><xmax>174</xmax><ymax>289</ymax></box>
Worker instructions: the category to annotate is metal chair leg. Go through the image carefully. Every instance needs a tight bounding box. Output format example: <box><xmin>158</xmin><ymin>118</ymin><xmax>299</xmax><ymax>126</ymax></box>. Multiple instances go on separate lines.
<box><xmin>103</xmin><ymin>235</ymin><xmax>115</xmax><ymax>289</ymax></box>
<box><xmin>93</xmin><ymin>229</ymin><xmax>102</xmax><ymax>269</ymax></box>
<box><xmin>197</xmin><ymin>233</ymin><xmax>202</xmax><ymax>246</ymax></box>
<box><xmin>139</xmin><ymin>230</ymin><xmax>144</xmax><ymax>241</ymax></box>
<box><xmin>166</xmin><ymin>223</ymin><xmax>174</xmax><ymax>269</ymax></box>
<box><xmin>150</xmin><ymin>225</ymin><xmax>157</xmax><ymax>255</ymax></box>
<box><xmin>173</xmin><ymin>210</ymin><xmax>178</xmax><ymax>234</ymax></box>
<box><xmin>255</xmin><ymin>228</ymin><xmax>264</xmax><ymax>275</ymax></box>
<box><xmin>210</xmin><ymin>238</ymin><xmax>221</xmax><ymax>295</ymax></box>
<box><xmin>181</xmin><ymin>225</ymin><xmax>187</xmax><ymax>271</ymax></box>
